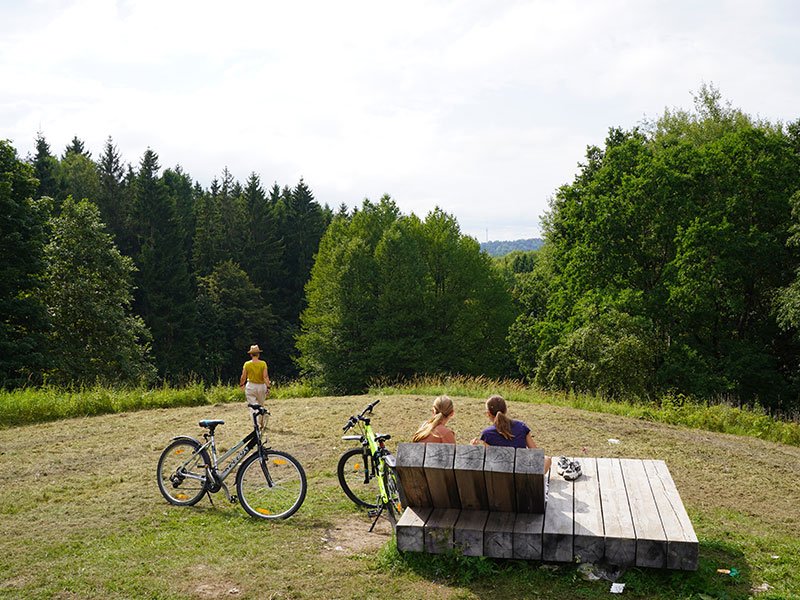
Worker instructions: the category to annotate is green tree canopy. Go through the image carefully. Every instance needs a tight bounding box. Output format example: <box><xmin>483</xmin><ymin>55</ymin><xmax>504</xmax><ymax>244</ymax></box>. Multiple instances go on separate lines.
<box><xmin>43</xmin><ymin>197</ymin><xmax>155</xmax><ymax>385</ymax></box>
<box><xmin>298</xmin><ymin>197</ymin><xmax>515</xmax><ymax>393</ymax></box>
<box><xmin>514</xmin><ymin>86</ymin><xmax>800</xmax><ymax>409</ymax></box>
<box><xmin>0</xmin><ymin>140</ymin><xmax>50</xmax><ymax>386</ymax></box>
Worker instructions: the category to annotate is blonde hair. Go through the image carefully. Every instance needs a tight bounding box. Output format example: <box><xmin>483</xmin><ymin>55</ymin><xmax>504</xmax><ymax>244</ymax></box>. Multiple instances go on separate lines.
<box><xmin>412</xmin><ymin>395</ymin><xmax>454</xmax><ymax>442</ymax></box>
<box><xmin>486</xmin><ymin>395</ymin><xmax>513</xmax><ymax>440</ymax></box>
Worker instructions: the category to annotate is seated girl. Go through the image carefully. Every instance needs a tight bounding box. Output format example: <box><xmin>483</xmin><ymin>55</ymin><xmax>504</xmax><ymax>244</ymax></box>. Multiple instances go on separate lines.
<box><xmin>472</xmin><ymin>395</ymin><xmax>551</xmax><ymax>473</ymax></box>
<box><xmin>411</xmin><ymin>395</ymin><xmax>456</xmax><ymax>444</ymax></box>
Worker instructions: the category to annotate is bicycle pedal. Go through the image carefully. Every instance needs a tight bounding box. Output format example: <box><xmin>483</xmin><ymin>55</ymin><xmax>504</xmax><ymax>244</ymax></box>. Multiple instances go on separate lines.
<box><xmin>229</xmin><ymin>495</ymin><xmax>238</xmax><ymax>504</ymax></box>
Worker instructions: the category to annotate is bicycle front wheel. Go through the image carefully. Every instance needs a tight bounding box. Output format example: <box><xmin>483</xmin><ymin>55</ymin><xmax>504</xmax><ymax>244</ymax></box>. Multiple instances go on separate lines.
<box><xmin>236</xmin><ymin>450</ymin><xmax>307</xmax><ymax>519</ymax></box>
<box><xmin>337</xmin><ymin>447</ymin><xmax>379</xmax><ymax>508</ymax></box>
<box><xmin>382</xmin><ymin>465</ymin><xmax>404</xmax><ymax>525</ymax></box>
<box><xmin>157</xmin><ymin>438</ymin><xmax>209</xmax><ymax>506</ymax></box>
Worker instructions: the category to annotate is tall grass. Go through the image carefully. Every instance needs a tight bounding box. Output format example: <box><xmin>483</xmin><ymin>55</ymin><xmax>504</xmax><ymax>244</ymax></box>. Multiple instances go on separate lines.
<box><xmin>4</xmin><ymin>374</ymin><xmax>798</xmax><ymax>446</ymax></box>
<box><xmin>0</xmin><ymin>379</ymin><xmax>326</xmax><ymax>428</ymax></box>
<box><xmin>369</xmin><ymin>375</ymin><xmax>800</xmax><ymax>447</ymax></box>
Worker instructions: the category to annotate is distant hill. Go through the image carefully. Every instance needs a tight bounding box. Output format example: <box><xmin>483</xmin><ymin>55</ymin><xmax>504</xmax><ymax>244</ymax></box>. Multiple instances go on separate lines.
<box><xmin>480</xmin><ymin>237</ymin><xmax>544</xmax><ymax>257</ymax></box>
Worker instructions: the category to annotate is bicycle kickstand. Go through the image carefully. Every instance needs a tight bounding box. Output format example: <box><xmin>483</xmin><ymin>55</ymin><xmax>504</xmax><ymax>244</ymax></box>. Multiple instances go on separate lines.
<box><xmin>368</xmin><ymin>505</ymin><xmax>385</xmax><ymax>532</ymax></box>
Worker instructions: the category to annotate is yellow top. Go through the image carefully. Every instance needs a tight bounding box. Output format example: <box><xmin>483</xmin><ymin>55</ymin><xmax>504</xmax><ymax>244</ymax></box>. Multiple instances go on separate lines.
<box><xmin>243</xmin><ymin>359</ymin><xmax>267</xmax><ymax>384</ymax></box>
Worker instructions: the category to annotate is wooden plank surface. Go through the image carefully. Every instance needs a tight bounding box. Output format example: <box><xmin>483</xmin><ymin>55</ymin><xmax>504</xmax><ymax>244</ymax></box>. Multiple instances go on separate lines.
<box><xmin>395</xmin><ymin>443</ymin><xmax>432</xmax><ymax>507</ymax></box>
<box><xmin>513</xmin><ymin>512</ymin><xmax>545</xmax><ymax>560</ymax></box>
<box><xmin>484</xmin><ymin>512</ymin><xmax>515</xmax><ymax>558</ymax></box>
<box><xmin>424</xmin><ymin>508</ymin><xmax>460</xmax><ymax>554</ymax></box>
<box><xmin>396</xmin><ymin>506</ymin><xmax>432</xmax><ymax>553</ymax></box>
<box><xmin>484</xmin><ymin>446</ymin><xmax>516</xmax><ymax>512</ymax></box>
<box><xmin>454</xmin><ymin>510</ymin><xmax>489</xmax><ymax>556</ymax></box>
<box><xmin>542</xmin><ymin>466</ymin><xmax>573</xmax><ymax>562</ymax></box>
<box><xmin>621</xmin><ymin>458</ymin><xmax>667</xmax><ymax>568</ymax></box>
<box><xmin>454</xmin><ymin>445</ymin><xmax>488</xmax><ymax>510</ymax></box>
<box><xmin>572</xmin><ymin>457</ymin><xmax>604</xmax><ymax>564</ymax></box>
<box><xmin>643</xmin><ymin>460</ymin><xmax>699</xmax><ymax>570</ymax></box>
<box><xmin>597</xmin><ymin>458</ymin><xmax>636</xmax><ymax>567</ymax></box>
<box><xmin>515</xmin><ymin>448</ymin><xmax>545</xmax><ymax>514</ymax></box>
<box><xmin>424</xmin><ymin>443</ymin><xmax>461</xmax><ymax>508</ymax></box>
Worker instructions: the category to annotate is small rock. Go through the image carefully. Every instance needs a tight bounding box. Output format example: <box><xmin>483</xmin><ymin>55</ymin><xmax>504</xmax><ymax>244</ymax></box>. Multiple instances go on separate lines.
<box><xmin>228</xmin><ymin>588</ymin><xmax>240</xmax><ymax>595</ymax></box>
<box><xmin>752</xmin><ymin>582</ymin><xmax>772</xmax><ymax>594</ymax></box>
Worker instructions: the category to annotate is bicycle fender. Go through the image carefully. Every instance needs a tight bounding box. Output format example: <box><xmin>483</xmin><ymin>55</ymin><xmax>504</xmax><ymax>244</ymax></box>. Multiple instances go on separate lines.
<box><xmin>171</xmin><ymin>434</ymin><xmax>202</xmax><ymax>445</ymax></box>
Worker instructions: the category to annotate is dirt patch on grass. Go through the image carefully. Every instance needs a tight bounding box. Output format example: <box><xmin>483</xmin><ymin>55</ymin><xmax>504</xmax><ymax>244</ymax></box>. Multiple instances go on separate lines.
<box><xmin>319</xmin><ymin>514</ymin><xmax>393</xmax><ymax>556</ymax></box>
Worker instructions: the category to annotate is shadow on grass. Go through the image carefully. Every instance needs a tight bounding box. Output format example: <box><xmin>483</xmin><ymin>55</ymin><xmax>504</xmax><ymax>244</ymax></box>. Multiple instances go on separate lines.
<box><xmin>377</xmin><ymin>539</ymin><xmax>755</xmax><ymax>600</ymax></box>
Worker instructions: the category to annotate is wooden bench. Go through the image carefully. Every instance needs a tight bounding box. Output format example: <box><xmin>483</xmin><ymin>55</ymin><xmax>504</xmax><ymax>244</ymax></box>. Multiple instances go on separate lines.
<box><xmin>395</xmin><ymin>443</ymin><xmax>698</xmax><ymax>570</ymax></box>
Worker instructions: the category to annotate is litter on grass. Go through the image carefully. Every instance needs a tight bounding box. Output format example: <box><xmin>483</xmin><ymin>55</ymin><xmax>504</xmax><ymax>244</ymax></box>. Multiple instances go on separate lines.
<box><xmin>610</xmin><ymin>582</ymin><xmax>625</xmax><ymax>594</ymax></box>
<box><xmin>607</xmin><ymin>438</ymin><xmax>620</xmax><ymax>444</ymax></box>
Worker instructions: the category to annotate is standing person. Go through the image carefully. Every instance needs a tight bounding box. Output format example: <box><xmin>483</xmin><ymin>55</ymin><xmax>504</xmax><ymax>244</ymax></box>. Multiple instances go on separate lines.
<box><xmin>411</xmin><ymin>395</ymin><xmax>456</xmax><ymax>443</ymax></box>
<box><xmin>472</xmin><ymin>395</ymin><xmax>551</xmax><ymax>474</ymax></box>
<box><xmin>239</xmin><ymin>344</ymin><xmax>270</xmax><ymax>427</ymax></box>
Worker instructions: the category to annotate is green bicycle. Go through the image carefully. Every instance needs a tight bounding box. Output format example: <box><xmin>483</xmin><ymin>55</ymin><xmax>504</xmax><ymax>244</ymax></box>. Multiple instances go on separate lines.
<box><xmin>337</xmin><ymin>399</ymin><xmax>403</xmax><ymax>529</ymax></box>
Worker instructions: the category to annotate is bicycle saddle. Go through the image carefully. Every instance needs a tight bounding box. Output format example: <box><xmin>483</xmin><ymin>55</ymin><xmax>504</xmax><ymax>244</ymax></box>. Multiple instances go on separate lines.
<box><xmin>199</xmin><ymin>419</ymin><xmax>225</xmax><ymax>429</ymax></box>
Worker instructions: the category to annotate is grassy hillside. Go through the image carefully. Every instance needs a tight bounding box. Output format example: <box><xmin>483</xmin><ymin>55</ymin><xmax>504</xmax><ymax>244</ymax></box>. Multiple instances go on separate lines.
<box><xmin>1</xmin><ymin>395</ymin><xmax>798</xmax><ymax>599</ymax></box>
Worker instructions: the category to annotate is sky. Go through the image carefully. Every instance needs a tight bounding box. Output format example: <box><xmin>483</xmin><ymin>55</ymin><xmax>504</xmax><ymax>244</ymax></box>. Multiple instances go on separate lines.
<box><xmin>2</xmin><ymin>1</ymin><xmax>799</xmax><ymax>241</ymax></box>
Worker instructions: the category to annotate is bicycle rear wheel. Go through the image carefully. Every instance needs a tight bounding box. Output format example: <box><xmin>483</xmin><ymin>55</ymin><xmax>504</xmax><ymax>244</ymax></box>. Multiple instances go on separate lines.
<box><xmin>236</xmin><ymin>450</ymin><xmax>307</xmax><ymax>519</ymax></box>
<box><xmin>337</xmin><ymin>447</ymin><xmax>379</xmax><ymax>508</ymax></box>
<box><xmin>382</xmin><ymin>465</ymin><xmax>403</xmax><ymax>525</ymax></box>
<box><xmin>157</xmin><ymin>438</ymin><xmax>209</xmax><ymax>506</ymax></box>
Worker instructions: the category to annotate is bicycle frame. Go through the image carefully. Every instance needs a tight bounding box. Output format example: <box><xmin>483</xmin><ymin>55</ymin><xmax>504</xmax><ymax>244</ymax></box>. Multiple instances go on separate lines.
<box><xmin>175</xmin><ymin>407</ymin><xmax>271</xmax><ymax>495</ymax></box>
<box><xmin>342</xmin><ymin>406</ymin><xmax>393</xmax><ymax>505</ymax></box>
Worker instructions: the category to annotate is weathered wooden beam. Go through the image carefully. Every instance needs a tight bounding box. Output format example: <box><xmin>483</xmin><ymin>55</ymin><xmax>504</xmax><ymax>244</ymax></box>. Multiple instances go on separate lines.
<box><xmin>454</xmin><ymin>445</ymin><xmax>488</xmax><ymax>509</ymax></box>
<box><xmin>597</xmin><ymin>458</ymin><xmax>636</xmax><ymax>567</ymax></box>
<box><xmin>424</xmin><ymin>443</ymin><xmax>461</xmax><ymax>508</ymax></box>
<box><xmin>643</xmin><ymin>460</ymin><xmax>699</xmax><ymax>571</ymax></box>
<box><xmin>396</xmin><ymin>443</ymin><xmax>432</xmax><ymax>508</ymax></box>
<box><xmin>513</xmin><ymin>512</ymin><xmax>545</xmax><ymax>560</ymax></box>
<box><xmin>484</xmin><ymin>512</ymin><xmax>515</xmax><ymax>558</ymax></box>
<box><xmin>573</xmin><ymin>457</ymin><xmax>604</xmax><ymax>564</ymax></box>
<box><xmin>424</xmin><ymin>508</ymin><xmax>460</xmax><ymax>554</ymax></box>
<box><xmin>621</xmin><ymin>458</ymin><xmax>667</xmax><ymax>568</ymax></box>
<box><xmin>396</xmin><ymin>506</ymin><xmax>432</xmax><ymax>553</ymax></box>
<box><xmin>515</xmin><ymin>448</ymin><xmax>545</xmax><ymax>514</ymax></box>
<box><xmin>454</xmin><ymin>510</ymin><xmax>489</xmax><ymax>556</ymax></box>
<box><xmin>542</xmin><ymin>468</ymin><xmax>573</xmax><ymax>562</ymax></box>
<box><xmin>484</xmin><ymin>446</ymin><xmax>516</xmax><ymax>512</ymax></box>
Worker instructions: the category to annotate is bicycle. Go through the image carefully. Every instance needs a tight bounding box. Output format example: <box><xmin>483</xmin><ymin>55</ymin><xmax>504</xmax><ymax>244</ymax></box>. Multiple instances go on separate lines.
<box><xmin>337</xmin><ymin>399</ymin><xmax>403</xmax><ymax>530</ymax></box>
<box><xmin>157</xmin><ymin>403</ymin><xmax>307</xmax><ymax>519</ymax></box>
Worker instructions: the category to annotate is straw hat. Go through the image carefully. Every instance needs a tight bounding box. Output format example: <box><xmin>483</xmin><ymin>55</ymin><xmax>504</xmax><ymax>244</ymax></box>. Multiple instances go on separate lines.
<box><xmin>247</xmin><ymin>344</ymin><xmax>262</xmax><ymax>355</ymax></box>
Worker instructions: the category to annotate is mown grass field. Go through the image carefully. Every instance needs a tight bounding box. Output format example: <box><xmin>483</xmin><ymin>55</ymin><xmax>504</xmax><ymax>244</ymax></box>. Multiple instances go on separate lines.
<box><xmin>1</xmin><ymin>394</ymin><xmax>798</xmax><ymax>599</ymax></box>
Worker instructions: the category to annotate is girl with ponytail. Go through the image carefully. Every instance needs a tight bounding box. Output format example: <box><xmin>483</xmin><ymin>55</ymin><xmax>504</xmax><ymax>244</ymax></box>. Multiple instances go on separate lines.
<box><xmin>473</xmin><ymin>395</ymin><xmax>551</xmax><ymax>472</ymax></box>
<box><xmin>411</xmin><ymin>395</ymin><xmax>456</xmax><ymax>443</ymax></box>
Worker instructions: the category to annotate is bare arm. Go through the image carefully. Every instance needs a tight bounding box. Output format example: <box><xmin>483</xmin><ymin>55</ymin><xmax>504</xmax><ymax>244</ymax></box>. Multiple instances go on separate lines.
<box><xmin>239</xmin><ymin>366</ymin><xmax>247</xmax><ymax>388</ymax></box>
<box><xmin>525</xmin><ymin>431</ymin><xmax>538</xmax><ymax>449</ymax></box>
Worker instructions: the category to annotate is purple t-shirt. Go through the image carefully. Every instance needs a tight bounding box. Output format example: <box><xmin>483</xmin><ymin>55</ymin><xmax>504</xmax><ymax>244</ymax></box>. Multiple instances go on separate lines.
<box><xmin>480</xmin><ymin>420</ymin><xmax>531</xmax><ymax>448</ymax></box>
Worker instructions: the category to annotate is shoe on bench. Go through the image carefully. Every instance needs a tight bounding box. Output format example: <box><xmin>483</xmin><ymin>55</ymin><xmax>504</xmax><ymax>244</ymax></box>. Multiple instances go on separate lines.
<box><xmin>563</xmin><ymin>460</ymin><xmax>582</xmax><ymax>481</ymax></box>
<box><xmin>556</xmin><ymin>456</ymin><xmax>570</xmax><ymax>476</ymax></box>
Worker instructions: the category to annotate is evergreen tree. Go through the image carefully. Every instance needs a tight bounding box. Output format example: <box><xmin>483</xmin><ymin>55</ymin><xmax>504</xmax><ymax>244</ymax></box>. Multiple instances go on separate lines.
<box><xmin>0</xmin><ymin>140</ymin><xmax>50</xmax><ymax>386</ymax></box>
<box><xmin>63</xmin><ymin>135</ymin><xmax>90</xmax><ymax>159</ymax></box>
<box><xmin>44</xmin><ymin>198</ymin><xmax>155</xmax><ymax>385</ymax></box>
<box><xmin>31</xmin><ymin>132</ymin><xmax>58</xmax><ymax>200</ymax></box>
<box><xmin>96</xmin><ymin>137</ymin><xmax>129</xmax><ymax>246</ymax></box>
<box><xmin>131</xmin><ymin>149</ymin><xmax>199</xmax><ymax>380</ymax></box>
<box><xmin>196</xmin><ymin>260</ymin><xmax>274</xmax><ymax>382</ymax></box>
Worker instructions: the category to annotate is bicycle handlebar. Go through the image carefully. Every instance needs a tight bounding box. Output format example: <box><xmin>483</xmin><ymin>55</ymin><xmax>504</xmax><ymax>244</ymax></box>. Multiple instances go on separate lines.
<box><xmin>342</xmin><ymin>399</ymin><xmax>381</xmax><ymax>431</ymax></box>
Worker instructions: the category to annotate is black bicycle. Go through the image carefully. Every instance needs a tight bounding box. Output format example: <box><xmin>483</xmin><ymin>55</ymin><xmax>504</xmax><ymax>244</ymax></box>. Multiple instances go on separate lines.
<box><xmin>157</xmin><ymin>404</ymin><xmax>307</xmax><ymax>519</ymax></box>
<box><xmin>337</xmin><ymin>399</ymin><xmax>403</xmax><ymax>529</ymax></box>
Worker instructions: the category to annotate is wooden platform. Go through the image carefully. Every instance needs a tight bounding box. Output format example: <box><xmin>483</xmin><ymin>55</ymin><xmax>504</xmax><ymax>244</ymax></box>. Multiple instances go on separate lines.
<box><xmin>396</xmin><ymin>454</ymin><xmax>698</xmax><ymax>570</ymax></box>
